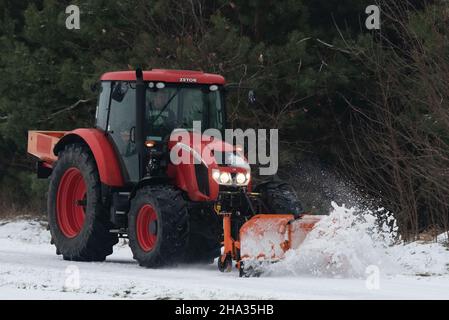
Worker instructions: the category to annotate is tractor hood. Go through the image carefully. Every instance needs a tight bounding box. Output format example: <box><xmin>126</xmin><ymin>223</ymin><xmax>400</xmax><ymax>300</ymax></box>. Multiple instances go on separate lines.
<box><xmin>166</xmin><ymin>129</ymin><xmax>251</xmax><ymax>201</ymax></box>
<box><xmin>167</xmin><ymin>130</ymin><xmax>249</xmax><ymax>169</ymax></box>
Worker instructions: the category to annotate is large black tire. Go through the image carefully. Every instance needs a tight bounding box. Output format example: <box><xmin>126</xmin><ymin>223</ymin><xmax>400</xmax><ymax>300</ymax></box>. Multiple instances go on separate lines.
<box><xmin>255</xmin><ymin>179</ymin><xmax>303</xmax><ymax>217</ymax></box>
<box><xmin>183</xmin><ymin>209</ymin><xmax>222</xmax><ymax>264</ymax></box>
<box><xmin>128</xmin><ymin>185</ymin><xmax>189</xmax><ymax>267</ymax></box>
<box><xmin>184</xmin><ymin>234</ymin><xmax>221</xmax><ymax>264</ymax></box>
<box><xmin>48</xmin><ymin>144</ymin><xmax>118</xmax><ymax>261</ymax></box>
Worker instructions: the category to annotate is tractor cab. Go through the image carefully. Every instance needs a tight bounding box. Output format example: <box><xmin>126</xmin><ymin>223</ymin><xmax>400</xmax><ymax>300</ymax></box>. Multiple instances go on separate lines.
<box><xmin>95</xmin><ymin>69</ymin><xmax>226</xmax><ymax>182</ymax></box>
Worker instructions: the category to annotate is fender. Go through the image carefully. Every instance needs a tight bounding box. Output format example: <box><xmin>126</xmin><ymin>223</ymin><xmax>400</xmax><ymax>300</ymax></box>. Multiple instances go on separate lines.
<box><xmin>54</xmin><ymin>128</ymin><xmax>125</xmax><ymax>187</ymax></box>
<box><xmin>167</xmin><ymin>161</ymin><xmax>218</xmax><ymax>202</ymax></box>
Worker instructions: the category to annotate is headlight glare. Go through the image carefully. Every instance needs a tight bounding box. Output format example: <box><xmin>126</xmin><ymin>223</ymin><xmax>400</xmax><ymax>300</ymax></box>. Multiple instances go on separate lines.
<box><xmin>212</xmin><ymin>169</ymin><xmax>250</xmax><ymax>186</ymax></box>
<box><xmin>236</xmin><ymin>173</ymin><xmax>246</xmax><ymax>184</ymax></box>
<box><xmin>219</xmin><ymin>172</ymin><xmax>231</xmax><ymax>184</ymax></box>
<box><xmin>212</xmin><ymin>169</ymin><xmax>220</xmax><ymax>181</ymax></box>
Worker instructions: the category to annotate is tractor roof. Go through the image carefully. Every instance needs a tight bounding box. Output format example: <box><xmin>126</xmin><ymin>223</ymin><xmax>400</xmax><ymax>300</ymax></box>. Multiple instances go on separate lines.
<box><xmin>100</xmin><ymin>69</ymin><xmax>225</xmax><ymax>85</ymax></box>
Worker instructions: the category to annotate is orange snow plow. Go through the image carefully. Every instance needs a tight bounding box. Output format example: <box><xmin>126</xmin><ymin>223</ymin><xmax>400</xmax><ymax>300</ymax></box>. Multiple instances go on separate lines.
<box><xmin>219</xmin><ymin>212</ymin><xmax>322</xmax><ymax>276</ymax></box>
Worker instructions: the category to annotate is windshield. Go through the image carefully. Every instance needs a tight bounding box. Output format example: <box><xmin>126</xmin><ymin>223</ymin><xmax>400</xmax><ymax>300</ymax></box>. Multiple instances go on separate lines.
<box><xmin>145</xmin><ymin>85</ymin><xmax>225</xmax><ymax>140</ymax></box>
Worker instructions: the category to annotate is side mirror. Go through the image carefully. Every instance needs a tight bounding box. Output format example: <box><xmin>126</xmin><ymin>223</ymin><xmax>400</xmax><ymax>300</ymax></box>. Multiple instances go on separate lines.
<box><xmin>248</xmin><ymin>90</ymin><xmax>256</xmax><ymax>105</ymax></box>
<box><xmin>111</xmin><ymin>82</ymin><xmax>129</xmax><ymax>102</ymax></box>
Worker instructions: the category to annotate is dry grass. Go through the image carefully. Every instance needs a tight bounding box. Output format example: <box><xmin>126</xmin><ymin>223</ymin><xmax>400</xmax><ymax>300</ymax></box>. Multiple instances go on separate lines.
<box><xmin>0</xmin><ymin>201</ymin><xmax>46</xmax><ymax>220</ymax></box>
<box><xmin>417</xmin><ymin>226</ymin><xmax>447</xmax><ymax>242</ymax></box>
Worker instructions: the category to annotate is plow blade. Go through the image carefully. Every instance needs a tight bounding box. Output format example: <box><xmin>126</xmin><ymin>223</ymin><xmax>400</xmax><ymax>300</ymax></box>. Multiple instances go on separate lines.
<box><xmin>239</xmin><ymin>214</ymin><xmax>322</xmax><ymax>265</ymax></box>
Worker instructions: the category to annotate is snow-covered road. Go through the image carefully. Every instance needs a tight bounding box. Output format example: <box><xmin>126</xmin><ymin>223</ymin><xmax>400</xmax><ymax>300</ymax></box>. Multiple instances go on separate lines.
<box><xmin>0</xmin><ymin>219</ymin><xmax>448</xmax><ymax>300</ymax></box>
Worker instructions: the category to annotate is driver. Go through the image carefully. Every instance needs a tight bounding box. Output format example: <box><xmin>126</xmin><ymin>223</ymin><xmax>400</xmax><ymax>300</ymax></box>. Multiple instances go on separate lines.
<box><xmin>147</xmin><ymin>89</ymin><xmax>177</xmax><ymax>137</ymax></box>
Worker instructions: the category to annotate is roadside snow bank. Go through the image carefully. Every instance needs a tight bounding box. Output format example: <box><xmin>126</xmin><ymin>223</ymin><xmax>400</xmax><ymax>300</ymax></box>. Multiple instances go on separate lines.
<box><xmin>388</xmin><ymin>239</ymin><xmax>449</xmax><ymax>276</ymax></box>
<box><xmin>0</xmin><ymin>219</ymin><xmax>50</xmax><ymax>244</ymax></box>
<box><xmin>265</xmin><ymin>202</ymin><xmax>449</xmax><ymax>278</ymax></box>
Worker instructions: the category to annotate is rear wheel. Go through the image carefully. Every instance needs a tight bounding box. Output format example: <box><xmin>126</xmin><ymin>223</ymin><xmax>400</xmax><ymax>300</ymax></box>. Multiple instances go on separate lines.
<box><xmin>128</xmin><ymin>185</ymin><xmax>189</xmax><ymax>267</ymax></box>
<box><xmin>48</xmin><ymin>144</ymin><xmax>118</xmax><ymax>261</ymax></box>
<box><xmin>255</xmin><ymin>179</ymin><xmax>303</xmax><ymax>217</ymax></box>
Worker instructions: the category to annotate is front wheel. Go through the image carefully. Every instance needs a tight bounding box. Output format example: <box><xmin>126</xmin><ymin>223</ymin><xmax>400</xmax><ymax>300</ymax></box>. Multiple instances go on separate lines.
<box><xmin>128</xmin><ymin>185</ymin><xmax>189</xmax><ymax>267</ymax></box>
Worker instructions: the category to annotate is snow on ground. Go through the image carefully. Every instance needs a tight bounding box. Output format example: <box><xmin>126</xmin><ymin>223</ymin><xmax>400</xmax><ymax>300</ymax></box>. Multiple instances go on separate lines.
<box><xmin>265</xmin><ymin>203</ymin><xmax>449</xmax><ymax>278</ymax></box>
<box><xmin>0</xmin><ymin>205</ymin><xmax>448</xmax><ymax>300</ymax></box>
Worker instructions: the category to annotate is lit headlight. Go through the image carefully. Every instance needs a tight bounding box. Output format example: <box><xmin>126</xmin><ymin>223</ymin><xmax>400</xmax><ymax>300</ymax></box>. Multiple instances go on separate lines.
<box><xmin>212</xmin><ymin>169</ymin><xmax>232</xmax><ymax>185</ymax></box>
<box><xmin>219</xmin><ymin>172</ymin><xmax>232</xmax><ymax>184</ymax></box>
<box><xmin>236</xmin><ymin>172</ymin><xmax>246</xmax><ymax>184</ymax></box>
<box><xmin>212</xmin><ymin>169</ymin><xmax>220</xmax><ymax>181</ymax></box>
<box><xmin>236</xmin><ymin>172</ymin><xmax>251</xmax><ymax>185</ymax></box>
<box><xmin>212</xmin><ymin>169</ymin><xmax>250</xmax><ymax>186</ymax></box>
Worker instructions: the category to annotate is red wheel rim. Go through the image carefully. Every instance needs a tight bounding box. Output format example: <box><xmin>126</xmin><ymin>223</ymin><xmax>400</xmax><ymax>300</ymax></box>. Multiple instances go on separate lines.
<box><xmin>136</xmin><ymin>204</ymin><xmax>158</xmax><ymax>252</ymax></box>
<box><xmin>56</xmin><ymin>168</ymin><xmax>86</xmax><ymax>238</ymax></box>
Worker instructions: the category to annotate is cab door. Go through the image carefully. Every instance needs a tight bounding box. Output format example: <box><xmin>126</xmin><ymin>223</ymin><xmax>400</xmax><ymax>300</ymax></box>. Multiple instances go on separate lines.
<box><xmin>107</xmin><ymin>81</ymin><xmax>139</xmax><ymax>182</ymax></box>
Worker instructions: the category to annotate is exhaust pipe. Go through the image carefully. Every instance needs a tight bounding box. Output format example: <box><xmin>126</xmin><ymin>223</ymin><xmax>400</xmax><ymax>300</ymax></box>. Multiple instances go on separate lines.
<box><xmin>135</xmin><ymin>68</ymin><xmax>146</xmax><ymax>179</ymax></box>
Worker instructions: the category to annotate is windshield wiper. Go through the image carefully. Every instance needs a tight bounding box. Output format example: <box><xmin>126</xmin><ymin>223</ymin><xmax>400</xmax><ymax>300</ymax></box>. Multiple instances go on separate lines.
<box><xmin>150</xmin><ymin>88</ymin><xmax>180</xmax><ymax>125</ymax></box>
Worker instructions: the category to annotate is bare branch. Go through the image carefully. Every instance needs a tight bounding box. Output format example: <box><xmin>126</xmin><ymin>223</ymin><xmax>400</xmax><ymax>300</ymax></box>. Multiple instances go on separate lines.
<box><xmin>40</xmin><ymin>99</ymin><xmax>92</xmax><ymax>122</ymax></box>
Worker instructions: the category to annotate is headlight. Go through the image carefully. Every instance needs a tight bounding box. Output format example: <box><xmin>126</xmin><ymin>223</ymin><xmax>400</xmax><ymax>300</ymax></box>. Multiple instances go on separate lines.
<box><xmin>212</xmin><ymin>169</ymin><xmax>231</xmax><ymax>185</ymax></box>
<box><xmin>212</xmin><ymin>169</ymin><xmax>220</xmax><ymax>181</ymax></box>
<box><xmin>219</xmin><ymin>172</ymin><xmax>232</xmax><ymax>184</ymax></box>
<box><xmin>212</xmin><ymin>169</ymin><xmax>250</xmax><ymax>186</ymax></box>
<box><xmin>235</xmin><ymin>172</ymin><xmax>246</xmax><ymax>184</ymax></box>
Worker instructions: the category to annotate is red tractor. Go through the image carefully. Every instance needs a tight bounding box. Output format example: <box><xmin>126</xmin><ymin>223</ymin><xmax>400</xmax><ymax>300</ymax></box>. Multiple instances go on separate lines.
<box><xmin>27</xmin><ymin>69</ymin><xmax>320</xmax><ymax>276</ymax></box>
